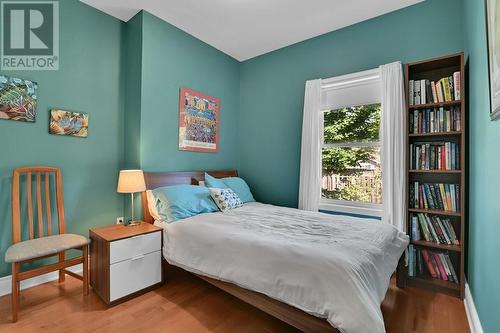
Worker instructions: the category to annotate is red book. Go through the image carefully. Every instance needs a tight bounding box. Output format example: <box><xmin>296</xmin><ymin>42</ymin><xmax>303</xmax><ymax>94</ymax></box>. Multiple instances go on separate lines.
<box><xmin>441</xmin><ymin>148</ymin><xmax>446</xmax><ymax>171</ymax></box>
<box><xmin>429</xmin><ymin>251</ymin><xmax>441</xmax><ymax>279</ymax></box>
<box><xmin>419</xmin><ymin>185</ymin><xmax>426</xmax><ymax>209</ymax></box>
<box><xmin>432</xmin><ymin>252</ymin><xmax>448</xmax><ymax>281</ymax></box>
<box><xmin>421</xmin><ymin>250</ymin><xmax>437</xmax><ymax>278</ymax></box>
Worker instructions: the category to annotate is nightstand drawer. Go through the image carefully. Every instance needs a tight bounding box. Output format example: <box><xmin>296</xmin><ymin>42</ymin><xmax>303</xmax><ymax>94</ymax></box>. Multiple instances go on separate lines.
<box><xmin>109</xmin><ymin>231</ymin><xmax>161</xmax><ymax>264</ymax></box>
<box><xmin>109</xmin><ymin>250</ymin><xmax>161</xmax><ymax>301</ymax></box>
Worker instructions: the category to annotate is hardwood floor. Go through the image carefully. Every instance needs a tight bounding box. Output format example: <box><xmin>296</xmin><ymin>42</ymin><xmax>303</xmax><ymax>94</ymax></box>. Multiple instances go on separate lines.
<box><xmin>0</xmin><ymin>268</ymin><xmax>470</xmax><ymax>333</ymax></box>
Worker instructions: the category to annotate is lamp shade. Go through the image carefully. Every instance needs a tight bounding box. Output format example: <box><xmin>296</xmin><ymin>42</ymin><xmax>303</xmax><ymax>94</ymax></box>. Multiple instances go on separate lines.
<box><xmin>117</xmin><ymin>170</ymin><xmax>146</xmax><ymax>193</ymax></box>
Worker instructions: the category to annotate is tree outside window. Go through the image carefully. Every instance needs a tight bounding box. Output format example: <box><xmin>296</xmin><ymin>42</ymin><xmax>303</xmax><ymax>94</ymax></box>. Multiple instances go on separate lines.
<box><xmin>321</xmin><ymin>104</ymin><xmax>382</xmax><ymax>204</ymax></box>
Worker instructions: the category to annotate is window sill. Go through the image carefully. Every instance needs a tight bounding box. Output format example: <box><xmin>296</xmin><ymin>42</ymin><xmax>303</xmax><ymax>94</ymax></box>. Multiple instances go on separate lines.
<box><xmin>319</xmin><ymin>200</ymin><xmax>382</xmax><ymax>218</ymax></box>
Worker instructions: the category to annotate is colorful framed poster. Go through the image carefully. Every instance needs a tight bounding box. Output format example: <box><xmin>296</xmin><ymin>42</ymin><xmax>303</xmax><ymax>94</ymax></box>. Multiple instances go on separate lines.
<box><xmin>178</xmin><ymin>87</ymin><xmax>219</xmax><ymax>152</ymax></box>
<box><xmin>0</xmin><ymin>75</ymin><xmax>38</xmax><ymax>122</ymax></box>
<box><xmin>49</xmin><ymin>109</ymin><xmax>89</xmax><ymax>138</ymax></box>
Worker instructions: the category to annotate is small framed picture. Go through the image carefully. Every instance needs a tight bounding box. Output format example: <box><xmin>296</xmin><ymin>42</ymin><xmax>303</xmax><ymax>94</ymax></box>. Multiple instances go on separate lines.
<box><xmin>0</xmin><ymin>75</ymin><xmax>38</xmax><ymax>122</ymax></box>
<box><xmin>49</xmin><ymin>109</ymin><xmax>89</xmax><ymax>138</ymax></box>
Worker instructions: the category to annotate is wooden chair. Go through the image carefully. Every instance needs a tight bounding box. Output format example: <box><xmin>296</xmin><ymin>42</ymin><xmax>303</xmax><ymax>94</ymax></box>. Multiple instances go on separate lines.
<box><xmin>5</xmin><ymin>166</ymin><xmax>89</xmax><ymax>322</ymax></box>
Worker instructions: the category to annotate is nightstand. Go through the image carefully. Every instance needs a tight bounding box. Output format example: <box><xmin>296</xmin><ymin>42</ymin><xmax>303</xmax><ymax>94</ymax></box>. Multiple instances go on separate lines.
<box><xmin>89</xmin><ymin>223</ymin><xmax>163</xmax><ymax>305</ymax></box>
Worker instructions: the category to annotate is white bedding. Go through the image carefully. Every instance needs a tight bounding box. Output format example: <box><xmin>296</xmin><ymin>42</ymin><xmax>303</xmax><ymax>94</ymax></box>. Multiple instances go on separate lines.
<box><xmin>157</xmin><ymin>202</ymin><xmax>408</xmax><ymax>333</ymax></box>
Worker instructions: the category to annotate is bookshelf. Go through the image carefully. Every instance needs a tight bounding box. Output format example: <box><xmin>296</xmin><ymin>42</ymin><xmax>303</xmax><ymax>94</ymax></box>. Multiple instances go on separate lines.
<box><xmin>397</xmin><ymin>53</ymin><xmax>466</xmax><ymax>299</ymax></box>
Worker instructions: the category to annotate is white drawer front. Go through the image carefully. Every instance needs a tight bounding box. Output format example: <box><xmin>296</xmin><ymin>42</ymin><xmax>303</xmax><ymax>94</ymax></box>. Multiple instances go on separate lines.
<box><xmin>110</xmin><ymin>250</ymin><xmax>161</xmax><ymax>302</ymax></box>
<box><xmin>109</xmin><ymin>231</ymin><xmax>161</xmax><ymax>264</ymax></box>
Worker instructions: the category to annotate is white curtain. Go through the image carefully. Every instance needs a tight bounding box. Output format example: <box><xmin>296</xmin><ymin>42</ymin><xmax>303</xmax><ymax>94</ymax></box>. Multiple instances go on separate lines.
<box><xmin>379</xmin><ymin>62</ymin><xmax>405</xmax><ymax>231</ymax></box>
<box><xmin>298</xmin><ymin>79</ymin><xmax>322</xmax><ymax>211</ymax></box>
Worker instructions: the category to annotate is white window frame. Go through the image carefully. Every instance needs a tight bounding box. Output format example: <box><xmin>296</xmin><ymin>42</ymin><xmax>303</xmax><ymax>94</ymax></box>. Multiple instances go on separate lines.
<box><xmin>319</xmin><ymin>68</ymin><xmax>382</xmax><ymax>217</ymax></box>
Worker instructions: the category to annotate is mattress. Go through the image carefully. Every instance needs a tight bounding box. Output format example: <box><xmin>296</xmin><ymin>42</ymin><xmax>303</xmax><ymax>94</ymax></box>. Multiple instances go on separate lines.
<box><xmin>156</xmin><ymin>202</ymin><xmax>408</xmax><ymax>333</ymax></box>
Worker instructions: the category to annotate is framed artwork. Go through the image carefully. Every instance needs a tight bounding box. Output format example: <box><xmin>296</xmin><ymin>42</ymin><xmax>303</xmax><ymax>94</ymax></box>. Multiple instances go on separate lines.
<box><xmin>0</xmin><ymin>75</ymin><xmax>38</xmax><ymax>122</ymax></box>
<box><xmin>486</xmin><ymin>0</ymin><xmax>500</xmax><ymax>120</ymax></box>
<box><xmin>49</xmin><ymin>109</ymin><xmax>89</xmax><ymax>138</ymax></box>
<box><xmin>178</xmin><ymin>87</ymin><xmax>219</xmax><ymax>152</ymax></box>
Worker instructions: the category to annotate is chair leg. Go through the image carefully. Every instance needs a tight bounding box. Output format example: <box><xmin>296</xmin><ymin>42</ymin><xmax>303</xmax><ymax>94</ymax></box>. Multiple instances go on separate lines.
<box><xmin>82</xmin><ymin>245</ymin><xmax>89</xmax><ymax>296</ymax></box>
<box><xmin>58</xmin><ymin>252</ymin><xmax>65</xmax><ymax>282</ymax></box>
<box><xmin>11</xmin><ymin>262</ymin><xmax>20</xmax><ymax>322</ymax></box>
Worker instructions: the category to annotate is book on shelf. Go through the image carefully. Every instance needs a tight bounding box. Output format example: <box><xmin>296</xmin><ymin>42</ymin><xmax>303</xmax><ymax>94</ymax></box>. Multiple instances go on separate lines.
<box><xmin>409</xmin><ymin>182</ymin><xmax>460</xmax><ymax>212</ymax></box>
<box><xmin>410</xmin><ymin>213</ymin><xmax>459</xmax><ymax>245</ymax></box>
<box><xmin>409</xmin><ymin>81</ymin><xmax>414</xmax><ymax>106</ymax></box>
<box><xmin>408</xmin><ymin>247</ymin><xmax>459</xmax><ymax>284</ymax></box>
<box><xmin>408</xmin><ymin>245</ymin><xmax>415</xmax><ymax>276</ymax></box>
<box><xmin>409</xmin><ymin>71</ymin><xmax>461</xmax><ymax>106</ymax></box>
<box><xmin>409</xmin><ymin>142</ymin><xmax>459</xmax><ymax>170</ymax></box>
<box><xmin>421</xmin><ymin>80</ymin><xmax>426</xmax><ymax>106</ymax></box>
<box><xmin>453</xmin><ymin>71</ymin><xmax>461</xmax><ymax>100</ymax></box>
<box><xmin>414</xmin><ymin>80</ymin><xmax>421</xmax><ymax>105</ymax></box>
<box><xmin>409</xmin><ymin>106</ymin><xmax>461</xmax><ymax>134</ymax></box>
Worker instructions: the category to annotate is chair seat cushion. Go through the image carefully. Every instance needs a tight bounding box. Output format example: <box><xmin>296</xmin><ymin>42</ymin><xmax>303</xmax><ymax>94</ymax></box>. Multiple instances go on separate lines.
<box><xmin>5</xmin><ymin>234</ymin><xmax>90</xmax><ymax>263</ymax></box>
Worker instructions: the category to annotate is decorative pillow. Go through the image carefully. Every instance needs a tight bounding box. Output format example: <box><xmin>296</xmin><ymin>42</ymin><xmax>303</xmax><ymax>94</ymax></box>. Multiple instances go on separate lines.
<box><xmin>204</xmin><ymin>173</ymin><xmax>255</xmax><ymax>203</ymax></box>
<box><xmin>152</xmin><ymin>185</ymin><xmax>218</xmax><ymax>223</ymax></box>
<box><xmin>209</xmin><ymin>188</ymin><xmax>244</xmax><ymax>212</ymax></box>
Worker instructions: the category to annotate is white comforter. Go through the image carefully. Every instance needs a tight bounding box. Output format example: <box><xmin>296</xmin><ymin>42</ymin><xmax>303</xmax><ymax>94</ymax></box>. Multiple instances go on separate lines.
<box><xmin>159</xmin><ymin>202</ymin><xmax>408</xmax><ymax>333</ymax></box>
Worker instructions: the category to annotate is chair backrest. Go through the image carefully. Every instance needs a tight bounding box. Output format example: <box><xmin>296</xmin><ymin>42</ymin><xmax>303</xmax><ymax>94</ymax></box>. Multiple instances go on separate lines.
<box><xmin>11</xmin><ymin>166</ymin><xmax>66</xmax><ymax>244</ymax></box>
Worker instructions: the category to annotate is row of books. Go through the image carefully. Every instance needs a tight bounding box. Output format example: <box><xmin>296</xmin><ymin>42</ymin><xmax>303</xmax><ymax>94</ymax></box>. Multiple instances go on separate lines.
<box><xmin>408</xmin><ymin>246</ymin><xmax>459</xmax><ymax>283</ymax></box>
<box><xmin>409</xmin><ymin>106</ymin><xmax>461</xmax><ymax>134</ymax></box>
<box><xmin>409</xmin><ymin>142</ymin><xmax>459</xmax><ymax>170</ymax></box>
<box><xmin>410</xmin><ymin>213</ymin><xmax>459</xmax><ymax>245</ymax></box>
<box><xmin>409</xmin><ymin>182</ymin><xmax>460</xmax><ymax>212</ymax></box>
<box><xmin>409</xmin><ymin>72</ymin><xmax>461</xmax><ymax>105</ymax></box>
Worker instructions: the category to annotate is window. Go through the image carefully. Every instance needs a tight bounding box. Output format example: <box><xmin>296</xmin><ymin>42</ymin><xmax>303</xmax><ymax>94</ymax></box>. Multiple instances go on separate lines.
<box><xmin>322</xmin><ymin>104</ymin><xmax>382</xmax><ymax>202</ymax></box>
<box><xmin>319</xmin><ymin>69</ymin><xmax>382</xmax><ymax>216</ymax></box>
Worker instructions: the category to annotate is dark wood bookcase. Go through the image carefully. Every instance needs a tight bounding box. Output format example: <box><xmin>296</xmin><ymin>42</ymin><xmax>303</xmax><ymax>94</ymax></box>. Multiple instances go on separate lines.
<box><xmin>398</xmin><ymin>52</ymin><xmax>466</xmax><ymax>299</ymax></box>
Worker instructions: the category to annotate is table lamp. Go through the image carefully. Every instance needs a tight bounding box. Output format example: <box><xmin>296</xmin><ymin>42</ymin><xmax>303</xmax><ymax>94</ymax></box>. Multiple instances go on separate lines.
<box><xmin>117</xmin><ymin>170</ymin><xmax>146</xmax><ymax>226</ymax></box>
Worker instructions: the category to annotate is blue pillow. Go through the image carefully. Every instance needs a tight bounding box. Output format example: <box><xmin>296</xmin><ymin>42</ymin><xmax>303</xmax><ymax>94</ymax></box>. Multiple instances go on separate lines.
<box><xmin>204</xmin><ymin>173</ymin><xmax>226</xmax><ymax>188</ymax></box>
<box><xmin>152</xmin><ymin>185</ymin><xmax>218</xmax><ymax>223</ymax></box>
<box><xmin>204</xmin><ymin>173</ymin><xmax>255</xmax><ymax>203</ymax></box>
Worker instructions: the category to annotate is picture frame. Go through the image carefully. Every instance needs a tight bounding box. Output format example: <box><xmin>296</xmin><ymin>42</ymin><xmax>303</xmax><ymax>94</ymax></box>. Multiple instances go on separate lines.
<box><xmin>485</xmin><ymin>0</ymin><xmax>500</xmax><ymax>120</ymax></box>
<box><xmin>49</xmin><ymin>109</ymin><xmax>89</xmax><ymax>138</ymax></box>
<box><xmin>0</xmin><ymin>75</ymin><xmax>38</xmax><ymax>122</ymax></box>
<box><xmin>178</xmin><ymin>87</ymin><xmax>219</xmax><ymax>152</ymax></box>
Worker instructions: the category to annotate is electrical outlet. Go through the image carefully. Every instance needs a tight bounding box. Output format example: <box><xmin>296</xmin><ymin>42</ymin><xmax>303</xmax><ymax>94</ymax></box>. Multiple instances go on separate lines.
<box><xmin>116</xmin><ymin>216</ymin><xmax>124</xmax><ymax>225</ymax></box>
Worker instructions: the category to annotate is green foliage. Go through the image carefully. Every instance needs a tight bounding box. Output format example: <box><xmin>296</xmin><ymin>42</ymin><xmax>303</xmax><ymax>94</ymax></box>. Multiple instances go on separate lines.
<box><xmin>322</xmin><ymin>147</ymin><xmax>373</xmax><ymax>174</ymax></box>
<box><xmin>322</xmin><ymin>104</ymin><xmax>380</xmax><ymax>174</ymax></box>
<box><xmin>323</xmin><ymin>104</ymin><xmax>380</xmax><ymax>143</ymax></box>
<box><xmin>322</xmin><ymin>185</ymin><xmax>370</xmax><ymax>202</ymax></box>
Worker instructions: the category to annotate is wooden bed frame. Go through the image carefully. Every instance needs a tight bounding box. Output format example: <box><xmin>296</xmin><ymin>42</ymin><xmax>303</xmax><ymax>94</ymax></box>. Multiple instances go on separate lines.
<box><xmin>141</xmin><ymin>170</ymin><xmax>339</xmax><ymax>333</ymax></box>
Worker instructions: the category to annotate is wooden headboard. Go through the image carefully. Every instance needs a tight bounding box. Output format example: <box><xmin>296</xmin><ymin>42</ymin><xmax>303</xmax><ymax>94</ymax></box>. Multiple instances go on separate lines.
<box><xmin>141</xmin><ymin>170</ymin><xmax>238</xmax><ymax>224</ymax></box>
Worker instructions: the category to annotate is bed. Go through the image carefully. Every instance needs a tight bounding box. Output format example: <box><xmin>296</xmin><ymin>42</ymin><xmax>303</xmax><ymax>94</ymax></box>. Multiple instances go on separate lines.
<box><xmin>140</xmin><ymin>170</ymin><xmax>408</xmax><ymax>333</ymax></box>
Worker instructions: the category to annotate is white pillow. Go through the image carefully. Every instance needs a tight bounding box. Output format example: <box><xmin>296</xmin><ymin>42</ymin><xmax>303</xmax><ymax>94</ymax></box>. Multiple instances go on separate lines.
<box><xmin>146</xmin><ymin>190</ymin><xmax>161</xmax><ymax>221</ymax></box>
<box><xmin>209</xmin><ymin>188</ymin><xmax>243</xmax><ymax>212</ymax></box>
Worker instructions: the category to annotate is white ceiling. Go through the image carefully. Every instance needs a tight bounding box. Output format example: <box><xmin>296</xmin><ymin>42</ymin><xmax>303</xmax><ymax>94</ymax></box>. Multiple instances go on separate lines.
<box><xmin>80</xmin><ymin>0</ymin><xmax>423</xmax><ymax>61</ymax></box>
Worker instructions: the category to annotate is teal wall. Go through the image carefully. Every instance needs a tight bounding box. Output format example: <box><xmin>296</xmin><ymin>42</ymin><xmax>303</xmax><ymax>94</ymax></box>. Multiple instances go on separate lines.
<box><xmin>239</xmin><ymin>0</ymin><xmax>464</xmax><ymax>207</ymax></box>
<box><xmin>138</xmin><ymin>11</ymin><xmax>240</xmax><ymax>172</ymax></box>
<box><xmin>0</xmin><ymin>0</ymin><xmax>125</xmax><ymax>277</ymax></box>
<box><xmin>464</xmin><ymin>0</ymin><xmax>500</xmax><ymax>331</ymax></box>
<box><xmin>123</xmin><ymin>13</ymin><xmax>143</xmax><ymax>169</ymax></box>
